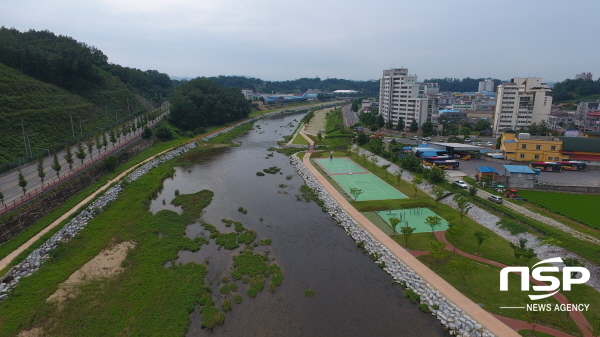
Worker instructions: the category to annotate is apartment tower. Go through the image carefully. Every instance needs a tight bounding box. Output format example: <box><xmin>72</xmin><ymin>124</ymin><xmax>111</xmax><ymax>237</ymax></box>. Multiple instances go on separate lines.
<box><xmin>492</xmin><ymin>77</ymin><xmax>553</xmax><ymax>135</ymax></box>
<box><xmin>379</xmin><ymin>68</ymin><xmax>434</xmax><ymax>129</ymax></box>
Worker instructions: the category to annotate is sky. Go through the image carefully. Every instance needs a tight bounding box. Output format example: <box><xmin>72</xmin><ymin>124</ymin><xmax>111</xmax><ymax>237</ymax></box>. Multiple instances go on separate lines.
<box><xmin>2</xmin><ymin>0</ymin><xmax>599</xmax><ymax>83</ymax></box>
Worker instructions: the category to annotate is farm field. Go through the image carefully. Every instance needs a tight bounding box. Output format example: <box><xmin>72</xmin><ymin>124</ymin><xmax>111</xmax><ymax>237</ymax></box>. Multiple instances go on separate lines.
<box><xmin>518</xmin><ymin>190</ymin><xmax>600</xmax><ymax>228</ymax></box>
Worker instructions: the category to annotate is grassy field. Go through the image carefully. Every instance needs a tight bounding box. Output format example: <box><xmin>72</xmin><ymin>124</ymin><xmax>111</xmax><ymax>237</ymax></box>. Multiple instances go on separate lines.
<box><xmin>518</xmin><ymin>190</ymin><xmax>600</xmax><ymax>229</ymax></box>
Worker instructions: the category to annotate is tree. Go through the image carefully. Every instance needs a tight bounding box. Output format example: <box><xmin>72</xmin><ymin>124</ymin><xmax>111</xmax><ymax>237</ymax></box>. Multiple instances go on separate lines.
<box><xmin>425</xmin><ymin>166</ymin><xmax>446</xmax><ymax>183</ymax></box>
<box><xmin>360</xmin><ymin>153</ymin><xmax>368</xmax><ymax>165</ymax></box>
<box><xmin>18</xmin><ymin>169</ymin><xmax>27</xmax><ymax>194</ymax></box>
<box><xmin>445</xmin><ymin>223</ymin><xmax>463</xmax><ymax>253</ymax></box>
<box><xmin>411</xmin><ymin>177</ymin><xmax>422</xmax><ymax>197</ymax></box>
<box><xmin>448</xmin><ymin>257</ymin><xmax>477</xmax><ymax>288</ymax></box>
<box><xmin>431</xmin><ymin>186</ymin><xmax>446</xmax><ymax>210</ymax></box>
<box><xmin>369</xmin><ymin>124</ymin><xmax>379</xmax><ymax>134</ymax></box>
<box><xmin>37</xmin><ymin>155</ymin><xmax>46</xmax><ymax>185</ymax></box>
<box><xmin>389</xmin><ymin>217</ymin><xmax>401</xmax><ymax>234</ymax></box>
<box><xmin>76</xmin><ymin>141</ymin><xmax>87</xmax><ymax>164</ymax></box>
<box><xmin>461</xmin><ymin>127</ymin><xmax>471</xmax><ymax>137</ymax></box>
<box><xmin>102</xmin><ymin>132</ymin><xmax>108</xmax><ymax>152</ymax></box>
<box><xmin>421</xmin><ymin>121</ymin><xmax>434</xmax><ymax>136</ymax></box>
<box><xmin>496</xmin><ymin>133</ymin><xmax>503</xmax><ymax>150</ymax></box>
<box><xmin>473</xmin><ymin>231</ymin><xmax>490</xmax><ymax>256</ymax></box>
<box><xmin>381</xmin><ymin>164</ymin><xmax>390</xmax><ymax>177</ymax></box>
<box><xmin>376</xmin><ymin>114</ymin><xmax>385</xmax><ymax>129</ymax></box>
<box><xmin>349</xmin><ymin>187</ymin><xmax>364</xmax><ymax>201</ymax></box>
<box><xmin>95</xmin><ymin>134</ymin><xmax>103</xmax><ymax>154</ymax></box>
<box><xmin>468</xmin><ymin>185</ymin><xmax>478</xmax><ymax>196</ymax></box>
<box><xmin>453</xmin><ymin>195</ymin><xmax>472</xmax><ymax>224</ymax></box>
<box><xmin>396</xmin><ymin>117</ymin><xmax>405</xmax><ymax>132</ymax></box>
<box><xmin>563</xmin><ymin>258</ymin><xmax>583</xmax><ymax>278</ymax></box>
<box><xmin>109</xmin><ymin>129</ymin><xmax>117</xmax><ymax>148</ymax></box>
<box><xmin>428</xmin><ymin>240</ymin><xmax>450</xmax><ymax>270</ymax></box>
<box><xmin>52</xmin><ymin>151</ymin><xmax>62</xmax><ymax>177</ymax></box>
<box><xmin>425</xmin><ymin>216</ymin><xmax>442</xmax><ymax>237</ymax></box>
<box><xmin>142</xmin><ymin>126</ymin><xmax>152</xmax><ymax>139</ymax></box>
<box><xmin>316</xmin><ymin>132</ymin><xmax>322</xmax><ymax>143</ymax></box>
<box><xmin>409</xmin><ymin>119</ymin><xmax>419</xmax><ymax>133</ymax></box>
<box><xmin>63</xmin><ymin>145</ymin><xmax>74</xmax><ymax>171</ymax></box>
<box><xmin>475</xmin><ymin>119</ymin><xmax>491</xmax><ymax>131</ymax></box>
<box><xmin>86</xmin><ymin>138</ymin><xmax>95</xmax><ymax>159</ymax></box>
<box><xmin>523</xmin><ymin>297</ymin><xmax>543</xmax><ymax>336</ymax></box>
<box><xmin>394</xmin><ymin>169</ymin><xmax>404</xmax><ymax>186</ymax></box>
<box><xmin>510</xmin><ymin>239</ymin><xmax>537</xmax><ymax>265</ymax></box>
<box><xmin>154</xmin><ymin>125</ymin><xmax>173</xmax><ymax>140</ymax></box>
<box><xmin>400</xmin><ymin>225</ymin><xmax>416</xmax><ymax>248</ymax></box>
<box><xmin>370</xmin><ymin>156</ymin><xmax>378</xmax><ymax>169</ymax></box>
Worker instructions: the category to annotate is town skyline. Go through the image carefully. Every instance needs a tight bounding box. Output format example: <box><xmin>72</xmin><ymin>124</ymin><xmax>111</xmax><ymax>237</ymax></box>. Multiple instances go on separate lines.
<box><xmin>2</xmin><ymin>0</ymin><xmax>599</xmax><ymax>83</ymax></box>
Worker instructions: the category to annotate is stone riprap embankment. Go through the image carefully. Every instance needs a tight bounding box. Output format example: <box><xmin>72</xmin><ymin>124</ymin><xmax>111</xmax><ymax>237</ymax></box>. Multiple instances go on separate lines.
<box><xmin>290</xmin><ymin>154</ymin><xmax>494</xmax><ymax>337</ymax></box>
<box><xmin>0</xmin><ymin>106</ymin><xmax>336</xmax><ymax>300</ymax></box>
<box><xmin>352</xmin><ymin>146</ymin><xmax>600</xmax><ymax>292</ymax></box>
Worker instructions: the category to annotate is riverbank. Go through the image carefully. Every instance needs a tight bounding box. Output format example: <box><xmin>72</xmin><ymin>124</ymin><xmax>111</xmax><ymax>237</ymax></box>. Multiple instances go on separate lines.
<box><xmin>291</xmin><ymin>152</ymin><xmax>517</xmax><ymax>337</ymax></box>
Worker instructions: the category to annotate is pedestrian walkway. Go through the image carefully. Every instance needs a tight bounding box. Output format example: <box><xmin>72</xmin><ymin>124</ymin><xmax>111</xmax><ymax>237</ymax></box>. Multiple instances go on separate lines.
<box><xmin>300</xmin><ymin>151</ymin><xmax>520</xmax><ymax>337</ymax></box>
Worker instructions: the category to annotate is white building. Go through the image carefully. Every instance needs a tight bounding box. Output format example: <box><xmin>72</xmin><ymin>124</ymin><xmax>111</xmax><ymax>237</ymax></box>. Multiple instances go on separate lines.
<box><xmin>492</xmin><ymin>77</ymin><xmax>553</xmax><ymax>135</ymax></box>
<box><xmin>241</xmin><ymin>89</ymin><xmax>253</xmax><ymax>100</ymax></box>
<box><xmin>575</xmin><ymin>72</ymin><xmax>593</xmax><ymax>80</ymax></box>
<box><xmin>478</xmin><ymin>79</ymin><xmax>494</xmax><ymax>92</ymax></box>
<box><xmin>378</xmin><ymin>68</ymin><xmax>436</xmax><ymax>129</ymax></box>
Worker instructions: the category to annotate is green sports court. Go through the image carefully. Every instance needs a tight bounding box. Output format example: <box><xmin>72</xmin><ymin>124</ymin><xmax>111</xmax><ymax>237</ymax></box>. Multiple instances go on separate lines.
<box><xmin>376</xmin><ymin>208</ymin><xmax>449</xmax><ymax>234</ymax></box>
<box><xmin>315</xmin><ymin>157</ymin><xmax>407</xmax><ymax>201</ymax></box>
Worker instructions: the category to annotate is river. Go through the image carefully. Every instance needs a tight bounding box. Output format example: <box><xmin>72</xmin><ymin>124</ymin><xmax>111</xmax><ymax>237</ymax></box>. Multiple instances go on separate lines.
<box><xmin>150</xmin><ymin>111</ymin><xmax>449</xmax><ymax>336</ymax></box>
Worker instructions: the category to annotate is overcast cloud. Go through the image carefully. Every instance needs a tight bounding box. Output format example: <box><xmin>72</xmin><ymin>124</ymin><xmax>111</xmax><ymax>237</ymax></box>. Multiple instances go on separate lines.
<box><xmin>2</xmin><ymin>0</ymin><xmax>599</xmax><ymax>82</ymax></box>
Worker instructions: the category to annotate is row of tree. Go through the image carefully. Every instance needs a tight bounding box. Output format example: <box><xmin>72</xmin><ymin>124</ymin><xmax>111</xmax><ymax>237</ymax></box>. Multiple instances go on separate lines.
<box><xmin>169</xmin><ymin>78</ymin><xmax>251</xmax><ymax>132</ymax></box>
<box><xmin>0</xmin><ymin>27</ymin><xmax>172</xmax><ymax>97</ymax></box>
<box><xmin>551</xmin><ymin>78</ymin><xmax>600</xmax><ymax>102</ymax></box>
<box><xmin>190</xmin><ymin>75</ymin><xmax>381</xmax><ymax>96</ymax></box>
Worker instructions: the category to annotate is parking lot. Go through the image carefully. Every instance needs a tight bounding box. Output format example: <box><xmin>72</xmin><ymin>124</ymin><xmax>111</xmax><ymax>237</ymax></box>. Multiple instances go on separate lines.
<box><xmin>451</xmin><ymin>158</ymin><xmax>600</xmax><ymax>187</ymax></box>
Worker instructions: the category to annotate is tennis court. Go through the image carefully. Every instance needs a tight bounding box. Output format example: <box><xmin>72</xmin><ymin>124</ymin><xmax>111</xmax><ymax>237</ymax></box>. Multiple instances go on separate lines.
<box><xmin>376</xmin><ymin>208</ymin><xmax>449</xmax><ymax>234</ymax></box>
<box><xmin>314</xmin><ymin>157</ymin><xmax>369</xmax><ymax>175</ymax></box>
<box><xmin>330</xmin><ymin>171</ymin><xmax>407</xmax><ymax>201</ymax></box>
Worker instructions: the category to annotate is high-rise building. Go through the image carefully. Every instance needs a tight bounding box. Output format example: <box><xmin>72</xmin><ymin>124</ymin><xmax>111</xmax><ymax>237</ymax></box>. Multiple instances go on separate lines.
<box><xmin>478</xmin><ymin>79</ymin><xmax>494</xmax><ymax>92</ymax></box>
<box><xmin>575</xmin><ymin>72</ymin><xmax>593</xmax><ymax>80</ymax></box>
<box><xmin>492</xmin><ymin>77</ymin><xmax>553</xmax><ymax>135</ymax></box>
<box><xmin>378</xmin><ymin>68</ymin><xmax>436</xmax><ymax>129</ymax></box>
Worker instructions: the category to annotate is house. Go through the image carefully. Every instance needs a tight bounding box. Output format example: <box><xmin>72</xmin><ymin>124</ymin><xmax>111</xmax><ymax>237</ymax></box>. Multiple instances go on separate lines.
<box><xmin>499</xmin><ymin>165</ymin><xmax>536</xmax><ymax>189</ymax></box>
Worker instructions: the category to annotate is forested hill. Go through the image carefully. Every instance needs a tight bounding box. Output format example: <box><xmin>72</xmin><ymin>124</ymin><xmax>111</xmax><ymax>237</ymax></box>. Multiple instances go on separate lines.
<box><xmin>197</xmin><ymin>75</ymin><xmax>380</xmax><ymax>96</ymax></box>
<box><xmin>551</xmin><ymin>79</ymin><xmax>600</xmax><ymax>102</ymax></box>
<box><xmin>0</xmin><ymin>27</ymin><xmax>172</xmax><ymax>165</ymax></box>
<box><xmin>422</xmin><ymin>77</ymin><xmax>502</xmax><ymax>92</ymax></box>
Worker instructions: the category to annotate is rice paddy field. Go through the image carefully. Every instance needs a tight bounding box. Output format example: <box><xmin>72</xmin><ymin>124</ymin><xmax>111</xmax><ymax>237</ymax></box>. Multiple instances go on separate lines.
<box><xmin>517</xmin><ymin>190</ymin><xmax>600</xmax><ymax>229</ymax></box>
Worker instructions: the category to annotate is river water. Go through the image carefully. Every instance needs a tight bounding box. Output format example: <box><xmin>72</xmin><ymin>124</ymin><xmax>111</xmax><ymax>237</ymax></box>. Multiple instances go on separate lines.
<box><xmin>150</xmin><ymin>112</ymin><xmax>448</xmax><ymax>336</ymax></box>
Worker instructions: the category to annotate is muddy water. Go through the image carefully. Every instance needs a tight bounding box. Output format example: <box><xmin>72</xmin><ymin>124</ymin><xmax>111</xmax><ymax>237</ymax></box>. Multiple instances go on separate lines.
<box><xmin>151</xmin><ymin>112</ymin><xmax>449</xmax><ymax>336</ymax></box>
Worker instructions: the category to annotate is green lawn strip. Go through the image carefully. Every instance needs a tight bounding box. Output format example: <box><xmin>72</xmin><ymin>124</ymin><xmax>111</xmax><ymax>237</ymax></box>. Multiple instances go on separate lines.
<box><xmin>418</xmin><ymin>256</ymin><xmax>581</xmax><ymax>336</ymax></box>
<box><xmin>561</xmin><ymin>282</ymin><xmax>600</xmax><ymax>328</ymax></box>
<box><xmin>292</xmin><ymin>133</ymin><xmax>309</xmax><ymax>145</ymax></box>
<box><xmin>0</xmin><ymin>159</ymin><xmax>216</xmax><ymax>336</ymax></box>
<box><xmin>518</xmin><ymin>330</ymin><xmax>556</xmax><ymax>337</ymax></box>
<box><xmin>518</xmin><ymin>190</ymin><xmax>600</xmax><ymax>229</ymax></box>
<box><xmin>391</xmin><ymin>232</ymin><xmax>436</xmax><ymax>251</ymax></box>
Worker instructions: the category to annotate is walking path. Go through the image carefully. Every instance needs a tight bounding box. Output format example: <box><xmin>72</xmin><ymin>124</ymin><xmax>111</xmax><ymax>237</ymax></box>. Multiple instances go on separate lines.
<box><xmin>300</xmin><ymin>151</ymin><xmax>519</xmax><ymax>336</ymax></box>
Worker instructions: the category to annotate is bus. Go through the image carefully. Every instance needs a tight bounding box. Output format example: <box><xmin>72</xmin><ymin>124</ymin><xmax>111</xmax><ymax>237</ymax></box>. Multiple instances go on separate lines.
<box><xmin>433</xmin><ymin>160</ymin><xmax>460</xmax><ymax>170</ymax></box>
<box><xmin>453</xmin><ymin>151</ymin><xmax>472</xmax><ymax>160</ymax></box>
<box><xmin>530</xmin><ymin>162</ymin><xmax>561</xmax><ymax>172</ymax></box>
<box><xmin>423</xmin><ymin>156</ymin><xmax>452</xmax><ymax>166</ymax></box>
<box><xmin>556</xmin><ymin>161</ymin><xmax>587</xmax><ymax>171</ymax></box>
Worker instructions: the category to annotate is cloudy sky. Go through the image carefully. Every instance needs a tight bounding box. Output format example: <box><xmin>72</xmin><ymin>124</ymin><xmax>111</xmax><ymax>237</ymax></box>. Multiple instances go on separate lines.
<box><xmin>2</xmin><ymin>0</ymin><xmax>599</xmax><ymax>82</ymax></box>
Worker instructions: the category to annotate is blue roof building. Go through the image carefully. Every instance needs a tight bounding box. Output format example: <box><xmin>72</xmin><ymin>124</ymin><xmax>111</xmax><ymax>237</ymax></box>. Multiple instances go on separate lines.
<box><xmin>501</xmin><ymin>165</ymin><xmax>536</xmax><ymax>188</ymax></box>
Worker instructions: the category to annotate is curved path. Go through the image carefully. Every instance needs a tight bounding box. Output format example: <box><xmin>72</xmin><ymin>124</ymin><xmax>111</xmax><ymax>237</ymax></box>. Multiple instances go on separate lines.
<box><xmin>300</xmin><ymin>150</ymin><xmax>519</xmax><ymax>337</ymax></box>
<box><xmin>433</xmin><ymin>231</ymin><xmax>592</xmax><ymax>337</ymax></box>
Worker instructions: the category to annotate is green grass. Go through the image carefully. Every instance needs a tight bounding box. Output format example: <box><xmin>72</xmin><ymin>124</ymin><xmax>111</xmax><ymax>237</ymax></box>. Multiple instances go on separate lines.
<box><xmin>391</xmin><ymin>232</ymin><xmax>438</xmax><ymax>251</ymax></box>
<box><xmin>0</xmin><ymin>160</ymin><xmax>217</xmax><ymax>336</ymax></box>
<box><xmin>518</xmin><ymin>190</ymin><xmax>600</xmax><ymax>229</ymax></box>
<box><xmin>291</xmin><ymin>133</ymin><xmax>309</xmax><ymax>145</ymax></box>
<box><xmin>419</xmin><ymin>256</ymin><xmax>581</xmax><ymax>336</ymax></box>
<box><xmin>518</xmin><ymin>330</ymin><xmax>556</xmax><ymax>337</ymax></box>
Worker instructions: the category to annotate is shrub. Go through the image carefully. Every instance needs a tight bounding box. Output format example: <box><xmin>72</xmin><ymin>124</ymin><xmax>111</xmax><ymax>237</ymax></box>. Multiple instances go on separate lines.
<box><xmin>247</xmin><ymin>288</ymin><xmax>257</xmax><ymax>298</ymax></box>
<box><xmin>256</xmin><ymin>172</ymin><xmax>265</xmax><ymax>176</ymax></box>
<box><xmin>222</xmin><ymin>299</ymin><xmax>232</xmax><ymax>312</ymax></box>
<box><xmin>234</xmin><ymin>295</ymin><xmax>242</xmax><ymax>304</ymax></box>
<box><xmin>219</xmin><ymin>285</ymin><xmax>230</xmax><ymax>294</ymax></box>
<box><xmin>418</xmin><ymin>304</ymin><xmax>431</xmax><ymax>313</ymax></box>
<box><xmin>304</xmin><ymin>289</ymin><xmax>314</xmax><ymax>297</ymax></box>
<box><xmin>231</xmin><ymin>271</ymin><xmax>242</xmax><ymax>280</ymax></box>
<box><xmin>154</xmin><ymin>125</ymin><xmax>173</xmax><ymax>140</ymax></box>
<box><xmin>230</xmin><ymin>283</ymin><xmax>238</xmax><ymax>292</ymax></box>
<box><xmin>142</xmin><ymin>127</ymin><xmax>152</xmax><ymax>139</ymax></box>
<box><xmin>103</xmin><ymin>155</ymin><xmax>118</xmax><ymax>172</ymax></box>
<box><xmin>404</xmin><ymin>289</ymin><xmax>420</xmax><ymax>304</ymax></box>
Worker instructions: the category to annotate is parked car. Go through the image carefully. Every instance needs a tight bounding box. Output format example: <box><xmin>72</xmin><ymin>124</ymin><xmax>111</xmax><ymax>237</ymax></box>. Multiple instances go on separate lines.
<box><xmin>488</xmin><ymin>195</ymin><xmax>503</xmax><ymax>204</ymax></box>
<box><xmin>423</xmin><ymin>137</ymin><xmax>431</xmax><ymax>141</ymax></box>
<box><xmin>454</xmin><ymin>180</ymin><xmax>468</xmax><ymax>189</ymax></box>
<box><xmin>412</xmin><ymin>135</ymin><xmax>418</xmax><ymax>140</ymax></box>
<box><xmin>464</xmin><ymin>137</ymin><xmax>471</xmax><ymax>142</ymax></box>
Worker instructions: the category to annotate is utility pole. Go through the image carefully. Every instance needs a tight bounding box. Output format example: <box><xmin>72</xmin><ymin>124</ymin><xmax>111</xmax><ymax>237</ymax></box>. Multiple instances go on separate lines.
<box><xmin>69</xmin><ymin>112</ymin><xmax>75</xmax><ymax>138</ymax></box>
<box><xmin>21</xmin><ymin>119</ymin><xmax>29</xmax><ymax>157</ymax></box>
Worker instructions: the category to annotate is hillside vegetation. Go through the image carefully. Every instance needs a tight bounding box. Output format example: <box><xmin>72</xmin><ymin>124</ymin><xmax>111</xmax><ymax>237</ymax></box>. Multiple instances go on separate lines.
<box><xmin>0</xmin><ymin>27</ymin><xmax>172</xmax><ymax>166</ymax></box>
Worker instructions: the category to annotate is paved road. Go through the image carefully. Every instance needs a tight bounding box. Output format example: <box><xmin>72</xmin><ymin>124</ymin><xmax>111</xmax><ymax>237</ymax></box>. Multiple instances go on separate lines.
<box><xmin>0</xmin><ymin>105</ymin><xmax>169</xmax><ymax>211</ymax></box>
<box><xmin>342</xmin><ymin>104</ymin><xmax>358</xmax><ymax>127</ymax></box>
